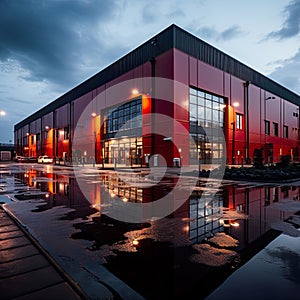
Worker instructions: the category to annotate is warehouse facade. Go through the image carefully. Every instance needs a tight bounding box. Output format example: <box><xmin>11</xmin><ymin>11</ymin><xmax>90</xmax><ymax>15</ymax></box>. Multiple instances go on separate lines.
<box><xmin>14</xmin><ymin>24</ymin><xmax>300</xmax><ymax>167</ymax></box>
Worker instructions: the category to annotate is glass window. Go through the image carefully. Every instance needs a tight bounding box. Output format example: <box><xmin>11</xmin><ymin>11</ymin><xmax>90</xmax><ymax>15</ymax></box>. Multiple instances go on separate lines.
<box><xmin>265</xmin><ymin>120</ymin><xmax>270</xmax><ymax>135</ymax></box>
<box><xmin>212</xmin><ymin>95</ymin><xmax>219</xmax><ymax>102</ymax></box>
<box><xmin>212</xmin><ymin>101</ymin><xmax>220</xmax><ymax>110</ymax></box>
<box><xmin>205</xmin><ymin>108</ymin><xmax>212</xmax><ymax>120</ymax></box>
<box><xmin>189</xmin><ymin>87</ymin><xmax>225</xmax><ymax>164</ymax></box>
<box><xmin>103</xmin><ymin>98</ymin><xmax>142</xmax><ymax>135</ymax></box>
<box><xmin>219</xmin><ymin>113</ymin><xmax>224</xmax><ymax>125</ymax></box>
<box><xmin>197</xmin><ymin>90</ymin><xmax>205</xmax><ymax>98</ymax></box>
<box><xmin>190</xmin><ymin>88</ymin><xmax>197</xmax><ymax>95</ymax></box>
<box><xmin>205</xmin><ymin>99</ymin><xmax>212</xmax><ymax>108</ymax></box>
<box><xmin>212</xmin><ymin>110</ymin><xmax>219</xmax><ymax>122</ymax></box>
<box><xmin>190</xmin><ymin>95</ymin><xmax>197</xmax><ymax>104</ymax></box>
<box><xmin>190</xmin><ymin>104</ymin><xmax>197</xmax><ymax>119</ymax></box>
<box><xmin>198</xmin><ymin>96</ymin><xmax>204</xmax><ymax>106</ymax></box>
<box><xmin>205</xmin><ymin>93</ymin><xmax>212</xmax><ymax>100</ymax></box>
<box><xmin>236</xmin><ymin>113</ymin><xmax>243</xmax><ymax>130</ymax></box>
<box><xmin>198</xmin><ymin>106</ymin><xmax>205</xmax><ymax>119</ymax></box>
<box><xmin>273</xmin><ymin>122</ymin><xmax>278</xmax><ymax>136</ymax></box>
<box><xmin>283</xmin><ymin>125</ymin><xmax>288</xmax><ymax>138</ymax></box>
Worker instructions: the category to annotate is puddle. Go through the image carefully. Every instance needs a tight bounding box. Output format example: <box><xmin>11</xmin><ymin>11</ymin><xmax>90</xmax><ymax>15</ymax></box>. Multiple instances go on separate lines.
<box><xmin>1</xmin><ymin>163</ymin><xmax>300</xmax><ymax>299</ymax></box>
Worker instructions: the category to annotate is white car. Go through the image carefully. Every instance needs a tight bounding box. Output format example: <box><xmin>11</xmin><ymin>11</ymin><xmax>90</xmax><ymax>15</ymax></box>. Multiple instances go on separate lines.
<box><xmin>37</xmin><ymin>156</ymin><xmax>53</xmax><ymax>164</ymax></box>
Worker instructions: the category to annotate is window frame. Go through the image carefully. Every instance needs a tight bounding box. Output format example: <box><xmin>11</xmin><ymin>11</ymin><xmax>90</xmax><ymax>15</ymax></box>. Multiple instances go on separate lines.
<box><xmin>283</xmin><ymin>125</ymin><xmax>289</xmax><ymax>138</ymax></box>
<box><xmin>236</xmin><ymin>113</ymin><xmax>243</xmax><ymax>130</ymax></box>
<box><xmin>273</xmin><ymin>122</ymin><xmax>278</xmax><ymax>136</ymax></box>
<box><xmin>265</xmin><ymin>120</ymin><xmax>270</xmax><ymax>135</ymax></box>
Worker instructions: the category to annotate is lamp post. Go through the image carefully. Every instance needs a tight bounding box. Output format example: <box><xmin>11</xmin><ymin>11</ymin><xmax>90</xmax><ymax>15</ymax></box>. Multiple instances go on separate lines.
<box><xmin>292</xmin><ymin>107</ymin><xmax>300</xmax><ymax>161</ymax></box>
<box><xmin>265</xmin><ymin>96</ymin><xmax>276</xmax><ymax>164</ymax></box>
<box><xmin>243</xmin><ymin>81</ymin><xmax>250</xmax><ymax>164</ymax></box>
<box><xmin>231</xmin><ymin>121</ymin><xmax>235</xmax><ymax>165</ymax></box>
<box><xmin>91</xmin><ymin>112</ymin><xmax>97</xmax><ymax>167</ymax></box>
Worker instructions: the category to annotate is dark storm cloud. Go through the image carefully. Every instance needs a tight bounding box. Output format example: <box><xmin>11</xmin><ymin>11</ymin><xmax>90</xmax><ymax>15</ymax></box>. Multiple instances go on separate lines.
<box><xmin>196</xmin><ymin>25</ymin><xmax>243</xmax><ymax>41</ymax></box>
<box><xmin>0</xmin><ymin>96</ymin><xmax>29</xmax><ymax>105</ymax></box>
<box><xmin>142</xmin><ymin>3</ymin><xmax>157</xmax><ymax>23</ymax></box>
<box><xmin>268</xmin><ymin>48</ymin><xmax>300</xmax><ymax>94</ymax></box>
<box><xmin>141</xmin><ymin>0</ymin><xmax>186</xmax><ymax>23</ymax></box>
<box><xmin>167</xmin><ymin>9</ymin><xmax>185</xmax><ymax>19</ymax></box>
<box><xmin>267</xmin><ymin>0</ymin><xmax>300</xmax><ymax>39</ymax></box>
<box><xmin>220</xmin><ymin>25</ymin><xmax>242</xmax><ymax>40</ymax></box>
<box><xmin>0</xmin><ymin>0</ymin><xmax>121</xmax><ymax>87</ymax></box>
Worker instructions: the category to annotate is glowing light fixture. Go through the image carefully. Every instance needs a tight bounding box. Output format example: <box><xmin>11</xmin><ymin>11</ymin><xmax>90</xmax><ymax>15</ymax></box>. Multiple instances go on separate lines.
<box><xmin>91</xmin><ymin>112</ymin><xmax>97</xmax><ymax>117</ymax></box>
<box><xmin>232</xmin><ymin>102</ymin><xmax>239</xmax><ymax>107</ymax></box>
<box><xmin>0</xmin><ymin>110</ymin><xmax>6</xmax><ymax>116</ymax></box>
<box><xmin>183</xmin><ymin>225</ymin><xmax>189</xmax><ymax>232</ymax></box>
<box><xmin>132</xmin><ymin>88</ymin><xmax>139</xmax><ymax>95</ymax></box>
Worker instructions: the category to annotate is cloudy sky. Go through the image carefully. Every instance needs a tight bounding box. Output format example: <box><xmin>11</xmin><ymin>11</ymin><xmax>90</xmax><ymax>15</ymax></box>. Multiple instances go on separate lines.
<box><xmin>1</xmin><ymin>0</ymin><xmax>300</xmax><ymax>143</ymax></box>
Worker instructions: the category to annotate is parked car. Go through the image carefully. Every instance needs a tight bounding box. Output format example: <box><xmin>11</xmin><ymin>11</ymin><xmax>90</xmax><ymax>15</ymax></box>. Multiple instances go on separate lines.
<box><xmin>15</xmin><ymin>156</ymin><xmax>29</xmax><ymax>163</ymax></box>
<box><xmin>28</xmin><ymin>156</ymin><xmax>38</xmax><ymax>163</ymax></box>
<box><xmin>15</xmin><ymin>156</ymin><xmax>24</xmax><ymax>162</ymax></box>
<box><xmin>37</xmin><ymin>156</ymin><xmax>53</xmax><ymax>164</ymax></box>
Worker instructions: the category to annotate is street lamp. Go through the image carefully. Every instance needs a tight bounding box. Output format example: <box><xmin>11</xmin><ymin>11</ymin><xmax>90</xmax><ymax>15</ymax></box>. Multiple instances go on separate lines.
<box><xmin>264</xmin><ymin>96</ymin><xmax>276</xmax><ymax>164</ymax></box>
<box><xmin>231</xmin><ymin>121</ymin><xmax>235</xmax><ymax>165</ymax></box>
<box><xmin>92</xmin><ymin>113</ymin><xmax>97</xmax><ymax>167</ymax></box>
<box><xmin>266</xmin><ymin>96</ymin><xmax>275</xmax><ymax>101</ymax></box>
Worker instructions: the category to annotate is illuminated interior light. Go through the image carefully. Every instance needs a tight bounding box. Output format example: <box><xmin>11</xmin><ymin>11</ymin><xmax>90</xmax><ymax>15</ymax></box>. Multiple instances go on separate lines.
<box><xmin>122</xmin><ymin>197</ymin><xmax>128</xmax><ymax>202</ymax></box>
<box><xmin>91</xmin><ymin>112</ymin><xmax>97</xmax><ymax>117</ymax></box>
<box><xmin>183</xmin><ymin>225</ymin><xmax>189</xmax><ymax>232</ymax></box>
<box><xmin>232</xmin><ymin>102</ymin><xmax>239</xmax><ymax>107</ymax></box>
<box><xmin>45</xmin><ymin>126</ymin><xmax>50</xmax><ymax>130</ymax></box>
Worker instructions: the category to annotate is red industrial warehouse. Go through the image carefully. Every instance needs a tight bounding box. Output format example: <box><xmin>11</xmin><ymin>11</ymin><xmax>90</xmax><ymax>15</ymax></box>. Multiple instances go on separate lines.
<box><xmin>14</xmin><ymin>24</ymin><xmax>300</xmax><ymax>167</ymax></box>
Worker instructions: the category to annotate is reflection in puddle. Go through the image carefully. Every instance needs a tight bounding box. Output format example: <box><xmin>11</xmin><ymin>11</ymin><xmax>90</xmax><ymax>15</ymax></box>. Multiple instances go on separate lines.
<box><xmin>6</xmin><ymin>166</ymin><xmax>300</xmax><ymax>299</ymax></box>
<box><xmin>265</xmin><ymin>246</ymin><xmax>300</xmax><ymax>283</ymax></box>
<box><xmin>190</xmin><ymin>243</ymin><xmax>239</xmax><ymax>267</ymax></box>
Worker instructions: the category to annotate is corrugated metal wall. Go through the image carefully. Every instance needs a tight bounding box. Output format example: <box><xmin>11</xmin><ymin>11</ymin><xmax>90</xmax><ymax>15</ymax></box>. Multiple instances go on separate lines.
<box><xmin>15</xmin><ymin>24</ymin><xmax>300</xmax><ymax>130</ymax></box>
<box><xmin>173</xmin><ymin>25</ymin><xmax>300</xmax><ymax>105</ymax></box>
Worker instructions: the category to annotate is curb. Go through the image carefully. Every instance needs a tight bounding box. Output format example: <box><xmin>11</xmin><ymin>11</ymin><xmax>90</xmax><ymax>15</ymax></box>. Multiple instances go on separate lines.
<box><xmin>1</xmin><ymin>204</ymin><xmax>90</xmax><ymax>300</ymax></box>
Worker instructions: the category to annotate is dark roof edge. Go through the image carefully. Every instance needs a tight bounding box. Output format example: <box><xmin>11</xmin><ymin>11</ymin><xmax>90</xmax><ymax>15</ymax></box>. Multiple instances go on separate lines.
<box><xmin>14</xmin><ymin>25</ymin><xmax>175</xmax><ymax>130</ymax></box>
<box><xmin>173</xmin><ymin>24</ymin><xmax>300</xmax><ymax>104</ymax></box>
<box><xmin>15</xmin><ymin>24</ymin><xmax>300</xmax><ymax>130</ymax></box>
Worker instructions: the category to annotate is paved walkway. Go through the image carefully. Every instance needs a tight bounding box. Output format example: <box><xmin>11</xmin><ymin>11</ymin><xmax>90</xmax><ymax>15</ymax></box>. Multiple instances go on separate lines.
<box><xmin>0</xmin><ymin>206</ymin><xmax>87</xmax><ymax>300</ymax></box>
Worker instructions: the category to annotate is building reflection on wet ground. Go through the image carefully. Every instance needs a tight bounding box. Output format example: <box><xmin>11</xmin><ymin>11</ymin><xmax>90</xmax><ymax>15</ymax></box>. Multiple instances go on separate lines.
<box><xmin>4</xmin><ymin>164</ymin><xmax>300</xmax><ymax>299</ymax></box>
